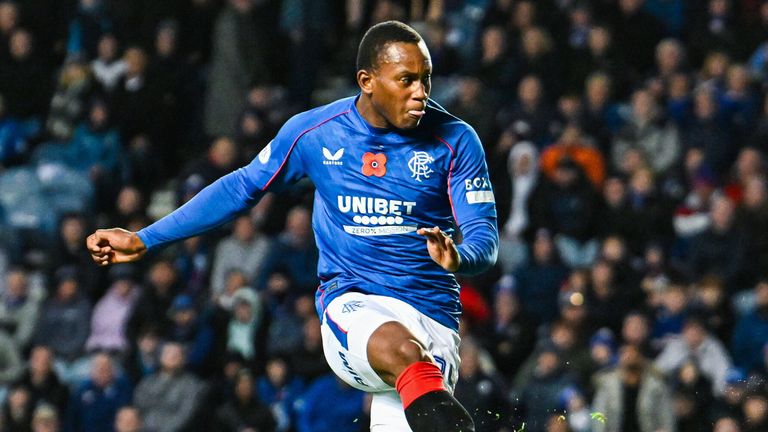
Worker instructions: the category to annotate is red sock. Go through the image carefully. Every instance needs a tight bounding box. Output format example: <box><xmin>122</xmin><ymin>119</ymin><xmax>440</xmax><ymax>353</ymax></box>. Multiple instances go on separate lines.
<box><xmin>395</xmin><ymin>361</ymin><xmax>446</xmax><ymax>409</ymax></box>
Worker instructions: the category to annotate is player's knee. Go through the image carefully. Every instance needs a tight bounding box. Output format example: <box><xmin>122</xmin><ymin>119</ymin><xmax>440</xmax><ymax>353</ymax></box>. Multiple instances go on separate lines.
<box><xmin>394</xmin><ymin>339</ymin><xmax>430</xmax><ymax>366</ymax></box>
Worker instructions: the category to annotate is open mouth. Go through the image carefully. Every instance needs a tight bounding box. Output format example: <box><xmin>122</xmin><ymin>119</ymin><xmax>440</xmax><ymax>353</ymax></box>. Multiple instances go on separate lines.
<box><xmin>407</xmin><ymin>109</ymin><xmax>426</xmax><ymax>119</ymax></box>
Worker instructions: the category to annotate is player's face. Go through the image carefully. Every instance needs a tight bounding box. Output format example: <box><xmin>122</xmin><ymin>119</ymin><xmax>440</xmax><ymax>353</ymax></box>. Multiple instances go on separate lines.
<box><xmin>366</xmin><ymin>41</ymin><xmax>432</xmax><ymax>130</ymax></box>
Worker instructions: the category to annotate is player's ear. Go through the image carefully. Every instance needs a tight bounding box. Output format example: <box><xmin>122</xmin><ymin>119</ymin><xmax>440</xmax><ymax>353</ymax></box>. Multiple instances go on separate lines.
<box><xmin>357</xmin><ymin>69</ymin><xmax>374</xmax><ymax>95</ymax></box>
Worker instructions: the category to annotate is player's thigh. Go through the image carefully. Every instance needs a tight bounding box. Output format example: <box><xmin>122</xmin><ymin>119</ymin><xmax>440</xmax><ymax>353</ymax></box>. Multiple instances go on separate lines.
<box><xmin>320</xmin><ymin>292</ymin><xmax>399</xmax><ymax>392</ymax></box>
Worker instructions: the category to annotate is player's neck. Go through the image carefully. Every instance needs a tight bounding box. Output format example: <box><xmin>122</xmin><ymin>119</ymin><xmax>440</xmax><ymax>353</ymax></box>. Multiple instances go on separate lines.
<box><xmin>355</xmin><ymin>95</ymin><xmax>390</xmax><ymax>130</ymax></box>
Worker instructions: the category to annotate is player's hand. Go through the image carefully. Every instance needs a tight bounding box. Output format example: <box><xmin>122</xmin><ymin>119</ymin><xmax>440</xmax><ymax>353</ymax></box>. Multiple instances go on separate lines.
<box><xmin>86</xmin><ymin>228</ymin><xmax>147</xmax><ymax>266</ymax></box>
<box><xmin>417</xmin><ymin>226</ymin><xmax>461</xmax><ymax>272</ymax></box>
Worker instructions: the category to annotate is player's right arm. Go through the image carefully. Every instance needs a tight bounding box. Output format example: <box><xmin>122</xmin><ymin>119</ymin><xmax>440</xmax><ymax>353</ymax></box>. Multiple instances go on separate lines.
<box><xmin>87</xmin><ymin>118</ymin><xmax>308</xmax><ymax>266</ymax></box>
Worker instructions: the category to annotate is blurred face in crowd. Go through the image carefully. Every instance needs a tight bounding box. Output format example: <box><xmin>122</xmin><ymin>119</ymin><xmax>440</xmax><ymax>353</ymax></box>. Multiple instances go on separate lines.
<box><xmin>266</xmin><ymin>358</ymin><xmax>288</xmax><ymax>386</ymax></box>
<box><xmin>458</xmin><ymin>77</ymin><xmax>482</xmax><ymax>105</ymax></box>
<box><xmin>358</xmin><ymin>41</ymin><xmax>432</xmax><ymax>130</ymax></box>
<box><xmin>588</xmin><ymin>26</ymin><xmax>610</xmax><ymax>55</ymax></box>
<box><xmin>511</xmin><ymin>1</ymin><xmax>535</xmax><ymax>30</ymax></box>
<box><xmin>713</xmin><ymin>417</ymin><xmax>741</xmax><ymax>432</ymax></box>
<box><xmin>622</xmin><ymin>313</ymin><xmax>650</xmax><ymax>345</ymax></box>
<box><xmin>209</xmin><ymin>137</ymin><xmax>238</xmax><ymax>168</ymax></box>
<box><xmin>532</xmin><ymin>233</ymin><xmax>554</xmax><ymax>263</ymax></box>
<box><xmin>668</xmin><ymin>73</ymin><xmax>691</xmax><ymax>99</ymax></box>
<box><xmin>155</xmin><ymin>25</ymin><xmax>177</xmax><ymax>57</ymax></box>
<box><xmin>173</xmin><ymin>306</ymin><xmax>196</xmax><ymax>327</ymax></box>
<box><xmin>663</xmin><ymin>286</ymin><xmax>689</xmax><ymax>313</ymax></box>
<box><xmin>630</xmin><ymin>168</ymin><xmax>654</xmax><ymax>196</ymax></box>
<box><xmin>61</xmin><ymin>216</ymin><xmax>85</xmax><ymax>245</ymax></box>
<box><xmin>91</xmin><ymin>354</ymin><xmax>114</xmax><ymax>388</ymax></box>
<box><xmin>230</xmin><ymin>0</ymin><xmax>253</xmax><ymax>13</ymax></box>
<box><xmin>97</xmin><ymin>34</ymin><xmax>118</xmax><ymax>62</ymax></box>
<box><xmin>285</xmin><ymin>206</ymin><xmax>312</xmax><ymax>241</ymax></box>
<box><xmin>631</xmin><ymin>89</ymin><xmax>656</xmax><ymax>123</ymax></box>
<box><xmin>116</xmin><ymin>186</ymin><xmax>142</xmax><ymax>216</ymax></box>
<box><xmin>518</xmin><ymin>75</ymin><xmax>542</xmax><ymax>107</ymax></box>
<box><xmin>294</xmin><ymin>294</ymin><xmax>315</xmax><ymax>319</ymax></box>
<box><xmin>682</xmin><ymin>321</ymin><xmax>707</xmax><ymax>349</ymax></box>
<box><xmin>149</xmin><ymin>261</ymin><xmax>176</xmax><ymax>293</ymax></box>
<box><xmin>656</xmin><ymin>40</ymin><xmax>683</xmax><ymax>74</ymax></box>
<box><xmin>8</xmin><ymin>386</ymin><xmax>30</xmax><ymax>414</ymax></box>
<box><xmin>535</xmin><ymin>351</ymin><xmax>559</xmax><ymax>377</ymax></box>
<box><xmin>755</xmin><ymin>281</ymin><xmax>768</xmax><ymax>308</ymax></box>
<box><xmin>124</xmin><ymin>47</ymin><xmax>147</xmax><ymax>77</ymax></box>
<box><xmin>56</xmin><ymin>278</ymin><xmax>78</xmax><ymax>302</ymax></box>
<box><xmin>29</xmin><ymin>346</ymin><xmax>54</xmax><ymax>377</ymax></box>
<box><xmin>234</xmin><ymin>371</ymin><xmax>254</xmax><ymax>401</ymax></box>
<box><xmin>522</xmin><ymin>28</ymin><xmax>550</xmax><ymax>58</ymax></box>
<box><xmin>0</xmin><ymin>2</ymin><xmax>18</xmax><ymax>34</ymax></box>
<box><xmin>115</xmin><ymin>407</ymin><xmax>142</xmax><ymax>432</ymax></box>
<box><xmin>710</xmin><ymin>197</ymin><xmax>735</xmax><ymax>232</ymax></box>
<box><xmin>303</xmin><ymin>317</ymin><xmax>322</xmax><ymax>348</ymax></box>
<box><xmin>224</xmin><ymin>270</ymin><xmax>247</xmax><ymax>297</ymax></box>
<box><xmin>744</xmin><ymin>395</ymin><xmax>768</xmax><ymax>425</ymax></box>
<box><xmin>601</xmin><ymin>236</ymin><xmax>626</xmax><ymax>263</ymax></box>
<box><xmin>233</xmin><ymin>299</ymin><xmax>253</xmax><ymax>323</ymax></box>
<box><xmin>704</xmin><ymin>52</ymin><xmax>730</xmax><ymax>80</ymax></box>
<box><xmin>89</xmin><ymin>102</ymin><xmax>109</xmax><ymax>128</ymax></box>
<box><xmin>620</xmin><ymin>0</ymin><xmax>644</xmax><ymax>14</ymax></box>
<box><xmin>6</xmin><ymin>269</ymin><xmax>28</xmax><ymax>299</ymax></box>
<box><xmin>233</xmin><ymin>216</ymin><xmax>255</xmax><ymax>242</ymax></box>
<box><xmin>591</xmin><ymin>261</ymin><xmax>614</xmax><ymax>294</ymax></box>
<box><xmin>9</xmin><ymin>29</ymin><xmax>31</xmax><ymax>60</ymax></box>
<box><xmin>458</xmin><ymin>341</ymin><xmax>480</xmax><ymax>378</ymax></box>
<box><xmin>727</xmin><ymin>65</ymin><xmax>750</xmax><ymax>93</ymax></box>
<box><xmin>710</xmin><ymin>0</ymin><xmax>729</xmax><ymax>16</ymax></box>
<box><xmin>481</xmin><ymin>27</ymin><xmax>505</xmax><ymax>62</ymax></box>
<box><xmin>735</xmin><ymin>148</ymin><xmax>763</xmax><ymax>179</ymax></box>
<box><xmin>603</xmin><ymin>177</ymin><xmax>626</xmax><ymax>207</ymax></box>
<box><xmin>160</xmin><ymin>343</ymin><xmax>185</xmax><ymax>373</ymax></box>
<box><xmin>494</xmin><ymin>290</ymin><xmax>519</xmax><ymax>323</ymax></box>
<box><xmin>586</xmin><ymin>73</ymin><xmax>610</xmax><ymax>107</ymax></box>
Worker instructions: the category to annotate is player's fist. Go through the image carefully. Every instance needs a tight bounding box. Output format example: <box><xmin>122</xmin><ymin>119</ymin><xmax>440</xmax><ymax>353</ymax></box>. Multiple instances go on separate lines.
<box><xmin>86</xmin><ymin>228</ymin><xmax>147</xmax><ymax>266</ymax></box>
<box><xmin>417</xmin><ymin>226</ymin><xmax>461</xmax><ymax>272</ymax></box>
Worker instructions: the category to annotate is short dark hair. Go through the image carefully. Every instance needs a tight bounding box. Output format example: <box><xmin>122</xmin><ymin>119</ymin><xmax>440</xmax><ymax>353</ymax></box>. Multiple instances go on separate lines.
<box><xmin>356</xmin><ymin>20</ymin><xmax>422</xmax><ymax>71</ymax></box>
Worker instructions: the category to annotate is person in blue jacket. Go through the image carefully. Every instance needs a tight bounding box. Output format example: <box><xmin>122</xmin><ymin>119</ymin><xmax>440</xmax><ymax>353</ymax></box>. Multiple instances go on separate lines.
<box><xmin>88</xmin><ymin>20</ymin><xmax>498</xmax><ymax>432</ymax></box>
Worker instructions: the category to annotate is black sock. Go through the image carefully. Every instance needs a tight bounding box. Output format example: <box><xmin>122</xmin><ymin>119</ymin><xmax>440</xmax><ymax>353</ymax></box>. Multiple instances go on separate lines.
<box><xmin>403</xmin><ymin>390</ymin><xmax>475</xmax><ymax>432</ymax></box>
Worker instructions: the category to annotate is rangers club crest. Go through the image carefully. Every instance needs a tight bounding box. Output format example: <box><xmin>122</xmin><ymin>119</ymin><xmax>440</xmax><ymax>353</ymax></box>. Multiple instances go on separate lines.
<box><xmin>408</xmin><ymin>151</ymin><xmax>434</xmax><ymax>182</ymax></box>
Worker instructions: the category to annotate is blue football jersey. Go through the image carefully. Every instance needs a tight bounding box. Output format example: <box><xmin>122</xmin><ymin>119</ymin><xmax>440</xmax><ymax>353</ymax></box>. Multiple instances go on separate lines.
<box><xmin>137</xmin><ymin>96</ymin><xmax>498</xmax><ymax>330</ymax></box>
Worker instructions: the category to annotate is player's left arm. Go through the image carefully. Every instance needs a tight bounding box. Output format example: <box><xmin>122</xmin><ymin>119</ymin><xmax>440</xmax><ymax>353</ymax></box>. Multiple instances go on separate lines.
<box><xmin>444</xmin><ymin>127</ymin><xmax>499</xmax><ymax>275</ymax></box>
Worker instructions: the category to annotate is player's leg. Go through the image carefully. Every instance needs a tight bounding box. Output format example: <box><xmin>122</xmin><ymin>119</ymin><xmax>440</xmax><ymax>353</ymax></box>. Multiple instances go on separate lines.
<box><xmin>367</xmin><ymin>320</ymin><xmax>474</xmax><ymax>432</ymax></box>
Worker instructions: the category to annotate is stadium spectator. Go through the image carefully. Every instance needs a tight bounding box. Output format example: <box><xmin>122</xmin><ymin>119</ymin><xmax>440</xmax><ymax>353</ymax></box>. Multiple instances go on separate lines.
<box><xmin>224</xmin><ymin>287</ymin><xmax>262</xmax><ymax>362</ymax></box>
<box><xmin>31</xmin><ymin>403</ymin><xmax>60</xmax><ymax>432</ymax></box>
<box><xmin>487</xmin><ymin>280</ymin><xmax>536</xmax><ymax>380</ymax></box>
<box><xmin>205</xmin><ymin>0</ymin><xmax>273</xmax><ymax>137</ymax></box>
<box><xmin>257</xmin><ymin>356</ymin><xmax>305</xmax><ymax>432</ymax></box>
<box><xmin>33</xmin><ymin>266</ymin><xmax>90</xmax><ymax>368</ymax></box>
<box><xmin>113</xmin><ymin>406</ymin><xmax>142</xmax><ymax>432</ymax></box>
<box><xmin>133</xmin><ymin>342</ymin><xmax>204</xmax><ymax>432</ymax></box>
<box><xmin>0</xmin><ymin>28</ymin><xmax>51</xmax><ymax>120</ymax></box>
<box><xmin>732</xmin><ymin>280</ymin><xmax>768</xmax><ymax>373</ymax></box>
<box><xmin>511</xmin><ymin>229</ymin><xmax>569</xmax><ymax>324</ymax></box>
<box><xmin>592</xmin><ymin>344</ymin><xmax>675</xmax><ymax>432</ymax></box>
<box><xmin>164</xmin><ymin>294</ymin><xmax>213</xmax><ymax>373</ymax></box>
<box><xmin>210</xmin><ymin>215</ymin><xmax>271</xmax><ymax>297</ymax></box>
<box><xmin>90</xmin><ymin>34</ymin><xmax>125</xmax><ymax>93</ymax></box>
<box><xmin>126</xmin><ymin>259</ymin><xmax>177</xmax><ymax>341</ymax></box>
<box><xmin>85</xmin><ymin>264</ymin><xmax>140</xmax><ymax>354</ymax></box>
<box><xmin>45</xmin><ymin>55</ymin><xmax>94</xmax><ymax>141</ymax></box>
<box><xmin>256</xmin><ymin>206</ymin><xmax>318</xmax><ymax>295</ymax></box>
<box><xmin>68</xmin><ymin>353</ymin><xmax>132</xmax><ymax>432</ymax></box>
<box><xmin>214</xmin><ymin>368</ymin><xmax>276</xmax><ymax>432</ymax></box>
<box><xmin>612</xmin><ymin>88</ymin><xmax>681</xmax><ymax>177</ymax></box>
<box><xmin>0</xmin><ymin>268</ymin><xmax>41</xmax><ymax>349</ymax></box>
<box><xmin>454</xmin><ymin>337</ymin><xmax>510</xmax><ymax>432</ymax></box>
<box><xmin>293</xmin><ymin>374</ymin><xmax>365</xmax><ymax>432</ymax></box>
<box><xmin>15</xmin><ymin>345</ymin><xmax>68</xmax><ymax>418</ymax></box>
<box><xmin>3</xmin><ymin>383</ymin><xmax>33</xmax><ymax>432</ymax></box>
<box><xmin>655</xmin><ymin>315</ymin><xmax>733</xmax><ymax>395</ymax></box>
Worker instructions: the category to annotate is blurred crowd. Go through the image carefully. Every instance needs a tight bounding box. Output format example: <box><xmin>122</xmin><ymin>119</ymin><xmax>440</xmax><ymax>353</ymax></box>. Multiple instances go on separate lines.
<box><xmin>1</xmin><ymin>0</ymin><xmax>768</xmax><ymax>431</ymax></box>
